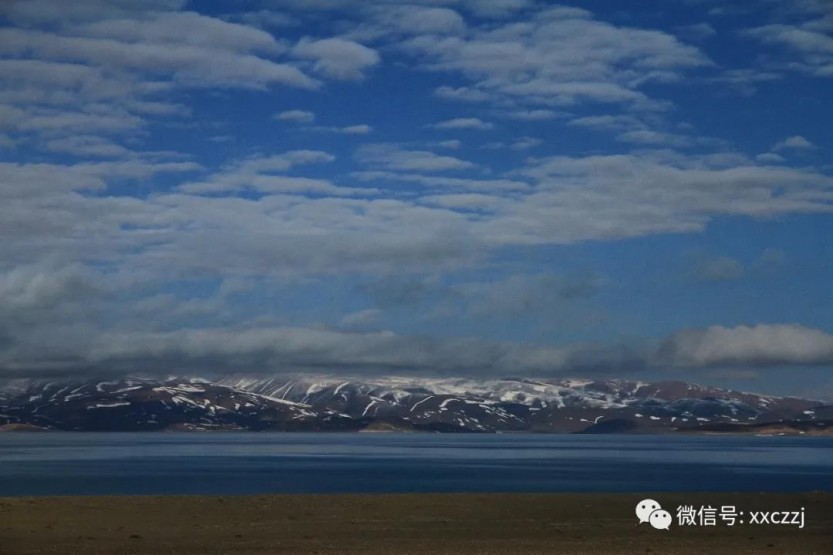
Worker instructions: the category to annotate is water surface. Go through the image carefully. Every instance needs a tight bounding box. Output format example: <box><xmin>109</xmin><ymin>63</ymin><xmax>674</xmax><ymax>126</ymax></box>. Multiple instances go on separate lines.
<box><xmin>0</xmin><ymin>433</ymin><xmax>830</xmax><ymax>496</ymax></box>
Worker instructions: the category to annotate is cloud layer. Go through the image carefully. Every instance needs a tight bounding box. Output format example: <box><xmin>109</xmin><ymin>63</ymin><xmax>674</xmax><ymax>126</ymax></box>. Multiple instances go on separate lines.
<box><xmin>1</xmin><ymin>0</ymin><xmax>831</xmax><ymax>386</ymax></box>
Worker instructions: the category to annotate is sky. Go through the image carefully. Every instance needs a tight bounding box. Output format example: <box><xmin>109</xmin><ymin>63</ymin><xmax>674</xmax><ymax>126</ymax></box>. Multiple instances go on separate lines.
<box><xmin>1</xmin><ymin>0</ymin><xmax>832</xmax><ymax>398</ymax></box>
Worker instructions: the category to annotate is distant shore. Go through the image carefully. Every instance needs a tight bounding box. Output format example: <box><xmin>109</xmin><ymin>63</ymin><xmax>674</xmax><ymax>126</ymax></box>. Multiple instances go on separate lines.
<box><xmin>1</xmin><ymin>492</ymin><xmax>830</xmax><ymax>554</ymax></box>
<box><xmin>2</xmin><ymin>423</ymin><xmax>831</xmax><ymax>435</ymax></box>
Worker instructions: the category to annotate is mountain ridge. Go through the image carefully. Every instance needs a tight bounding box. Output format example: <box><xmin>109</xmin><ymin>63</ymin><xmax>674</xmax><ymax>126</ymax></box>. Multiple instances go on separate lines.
<box><xmin>1</xmin><ymin>375</ymin><xmax>830</xmax><ymax>434</ymax></box>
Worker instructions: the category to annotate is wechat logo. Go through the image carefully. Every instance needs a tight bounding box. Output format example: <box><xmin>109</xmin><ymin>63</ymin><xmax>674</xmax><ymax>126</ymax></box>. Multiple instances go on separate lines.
<box><xmin>636</xmin><ymin>499</ymin><xmax>672</xmax><ymax>530</ymax></box>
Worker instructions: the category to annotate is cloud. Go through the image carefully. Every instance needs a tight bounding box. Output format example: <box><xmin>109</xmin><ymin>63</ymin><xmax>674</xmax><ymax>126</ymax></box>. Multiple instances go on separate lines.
<box><xmin>341</xmin><ymin>124</ymin><xmax>372</xmax><ymax>134</ymax></box>
<box><xmin>463</xmin><ymin>0</ymin><xmax>532</xmax><ymax>19</ymax></box>
<box><xmin>569</xmin><ymin>114</ymin><xmax>715</xmax><ymax>149</ymax></box>
<box><xmin>77</xmin><ymin>11</ymin><xmax>280</xmax><ymax>54</ymax></box>
<box><xmin>675</xmin><ymin>22</ymin><xmax>717</xmax><ymax>41</ymax></box>
<box><xmin>434</xmin><ymin>85</ymin><xmax>491</xmax><ymax>102</ymax></box>
<box><xmin>507</xmin><ymin>152</ymin><xmax>833</xmax><ymax>244</ymax></box>
<box><xmin>307</xmin><ymin>124</ymin><xmax>373</xmax><ymax>135</ymax></box>
<box><xmin>17</xmin><ymin>314</ymin><xmax>833</xmax><ymax>379</ymax></box>
<box><xmin>658</xmin><ymin>324</ymin><xmax>833</xmax><ymax>368</ymax></box>
<box><xmin>0</xmin><ymin>1</ymin><xmax>320</xmax><ymax>155</ymax></box>
<box><xmin>420</xmin><ymin>193</ymin><xmax>507</xmax><ymax>210</ymax></box>
<box><xmin>292</xmin><ymin>37</ymin><xmax>380</xmax><ymax>80</ymax></box>
<box><xmin>0</xmin><ymin>263</ymin><xmax>101</xmax><ymax>314</ymax></box>
<box><xmin>365</xmin><ymin>5</ymin><xmax>466</xmax><ymax>37</ymax></box>
<box><xmin>772</xmin><ymin>135</ymin><xmax>815</xmax><ymax>151</ymax></box>
<box><xmin>710</xmin><ymin>68</ymin><xmax>781</xmax><ymax>96</ymax></box>
<box><xmin>435</xmin><ymin>139</ymin><xmax>462</xmax><ymax>149</ymax></box>
<box><xmin>0</xmin><ymin>261</ymin><xmax>830</xmax><ymax>379</ymax></box>
<box><xmin>1</xmin><ymin>0</ymin><xmax>831</xmax><ymax>387</ymax></box>
<box><xmin>0</xmin><ymin>323</ymin><xmax>572</xmax><ymax>377</ymax></box>
<box><xmin>176</xmin><ymin>150</ymin><xmax>372</xmax><ymax>196</ymax></box>
<box><xmin>450</xmin><ymin>273</ymin><xmax>601</xmax><ymax>317</ymax></box>
<box><xmin>233</xmin><ymin>10</ymin><xmax>299</xmax><ymax>30</ymax></box>
<box><xmin>339</xmin><ymin>308</ymin><xmax>383</xmax><ymax>328</ymax></box>
<box><xmin>691</xmin><ymin>255</ymin><xmax>745</xmax><ymax>282</ymax></box>
<box><xmin>500</xmin><ymin>109</ymin><xmax>561</xmax><ymax>121</ymax></box>
<box><xmin>4</xmin><ymin>147</ymin><xmax>831</xmax><ymax>291</ymax></box>
<box><xmin>744</xmin><ymin>19</ymin><xmax>833</xmax><ymax>76</ymax></box>
<box><xmin>757</xmin><ymin>248</ymin><xmax>786</xmax><ymax>267</ymax></box>
<box><xmin>44</xmin><ymin>135</ymin><xmax>132</xmax><ymax>157</ymax></box>
<box><xmin>402</xmin><ymin>6</ymin><xmax>711</xmax><ymax>109</ymax></box>
<box><xmin>616</xmin><ymin>129</ymin><xmax>699</xmax><ymax>148</ymax></box>
<box><xmin>276</xmin><ymin>109</ymin><xmax>316</xmax><ymax>123</ymax></box>
<box><xmin>429</xmin><ymin>117</ymin><xmax>494</xmax><ymax>130</ymax></box>
<box><xmin>16</xmin><ymin>109</ymin><xmax>143</xmax><ymax>136</ymax></box>
<box><xmin>756</xmin><ymin>152</ymin><xmax>785</xmax><ymax>164</ymax></box>
<box><xmin>569</xmin><ymin>114</ymin><xmax>642</xmax><ymax>131</ymax></box>
<box><xmin>509</xmin><ymin>137</ymin><xmax>542</xmax><ymax>150</ymax></box>
<box><xmin>0</xmin><ymin>24</ymin><xmax>319</xmax><ymax>90</ymax></box>
<box><xmin>352</xmin><ymin>170</ymin><xmax>529</xmax><ymax>192</ymax></box>
<box><xmin>356</xmin><ymin>144</ymin><xmax>475</xmax><ymax>172</ymax></box>
<box><xmin>0</xmin><ymin>0</ymin><xmax>187</xmax><ymax>25</ymax></box>
<box><xmin>1</xmin><ymin>158</ymin><xmax>200</xmax><ymax>199</ymax></box>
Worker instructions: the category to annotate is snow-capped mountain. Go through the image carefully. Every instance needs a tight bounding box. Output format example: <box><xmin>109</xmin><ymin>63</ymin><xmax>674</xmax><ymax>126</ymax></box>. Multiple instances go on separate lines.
<box><xmin>0</xmin><ymin>375</ymin><xmax>829</xmax><ymax>433</ymax></box>
<box><xmin>0</xmin><ymin>378</ymin><xmax>355</xmax><ymax>432</ymax></box>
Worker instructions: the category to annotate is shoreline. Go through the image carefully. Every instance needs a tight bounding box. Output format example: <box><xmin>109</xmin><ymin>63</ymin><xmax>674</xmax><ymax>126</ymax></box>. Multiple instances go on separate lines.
<box><xmin>2</xmin><ymin>425</ymin><xmax>831</xmax><ymax>435</ymax></box>
<box><xmin>1</xmin><ymin>492</ymin><xmax>831</xmax><ymax>554</ymax></box>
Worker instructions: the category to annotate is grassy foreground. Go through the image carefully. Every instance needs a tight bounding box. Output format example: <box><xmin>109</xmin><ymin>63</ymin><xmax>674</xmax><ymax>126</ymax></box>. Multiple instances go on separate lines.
<box><xmin>1</xmin><ymin>492</ymin><xmax>831</xmax><ymax>554</ymax></box>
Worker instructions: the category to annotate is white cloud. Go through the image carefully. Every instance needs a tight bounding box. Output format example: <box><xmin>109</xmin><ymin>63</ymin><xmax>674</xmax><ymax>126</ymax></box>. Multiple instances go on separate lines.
<box><xmin>435</xmin><ymin>139</ymin><xmax>462</xmax><ymax>149</ymax></box>
<box><xmin>711</xmin><ymin>68</ymin><xmax>781</xmax><ymax>96</ymax></box>
<box><xmin>235</xmin><ymin>10</ymin><xmax>298</xmax><ymax>30</ymax></box>
<box><xmin>0</xmin><ymin>263</ymin><xmax>100</xmax><ymax>313</ymax></box>
<box><xmin>339</xmin><ymin>308</ymin><xmax>383</xmax><ymax>328</ymax></box>
<box><xmin>772</xmin><ymin>135</ymin><xmax>815</xmax><ymax>151</ymax></box>
<box><xmin>1</xmin><ymin>0</ymin><xmax>832</xmax><ymax>384</ymax></box>
<box><xmin>176</xmin><ymin>150</ymin><xmax>364</xmax><ymax>195</ymax></box>
<box><xmin>675</xmin><ymin>22</ymin><xmax>716</xmax><ymax>41</ymax></box>
<box><xmin>691</xmin><ymin>255</ymin><xmax>745</xmax><ymax>282</ymax></box>
<box><xmin>434</xmin><ymin>85</ymin><xmax>491</xmax><ymax>102</ymax></box>
<box><xmin>341</xmin><ymin>124</ymin><xmax>372</xmax><ymax>135</ymax></box>
<box><xmin>501</xmin><ymin>109</ymin><xmax>561</xmax><ymax>121</ymax></box>
<box><xmin>4</xmin><ymin>147</ymin><xmax>830</xmax><ymax>284</ymax></box>
<box><xmin>569</xmin><ymin>113</ymin><xmax>714</xmax><ymax>149</ymax></box>
<box><xmin>366</xmin><ymin>5</ymin><xmax>465</xmax><ymax>37</ymax></box>
<box><xmin>292</xmin><ymin>37</ymin><xmax>380</xmax><ymax>80</ymax></box>
<box><xmin>447</xmin><ymin>273</ymin><xmax>601</xmax><ymax>319</ymax></box>
<box><xmin>305</xmin><ymin>124</ymin><xmax>373</xmax><ymax>134</ymax></box>
<box><xmin>0</xmin><ymin>26</ymin><xmax>319</xmax><ymax>90</ymax></box>
<box><xmin>429</xmin><ymin>117</ymin><xmax>494</xmax><ymax>130</ymax></box>
<box><xmin>745</xmin><ymin>20</ymin><xmax>833</xmax><ymax>76</ymax></box>
<box><xmin>1</xmin><ymin>323</ymin><xmax>575</xmax><ymax>377</ymax></box>
<box><xmin>276</xmin><ymin>109</ymin><xmax>316</xmax><ymax>123</ymax></box>
<box><xmin>617</xmin><ymin>129</ymin><xmax>697</xmax><ymax>148</ymax></box>
<box><xmin>756</xmin><ymin>152</ymin><xmax>786</xmax><ymax>164</ymax></box>
<box><xmin>0</xmin><ymin>0</ymin><xmax>187</xmax><ymax>25</ymax></box>
<box><xmin>569</xmin><ymin>114</ymin><xmax>642</xmax><ymax>131</ymax></box>
<box><xmin>352</xmin><ymin>171</ymin><xmax>529</xmax><ymax>192</ymax></box>
<box><xmin>420</xmin><ymin>193</ymin><xmax>507</xmax><ymax>210</ymax></box>
<box><xmin>0</xmin><ymin>1</ymin><xmax>320</xmax><ymax>154</ymax></box>
<box><xmin>77</xmin><ymin>11</ymin><xmax>281</xmax><ymax>54</ymax></box>
<box><xmin>509</xmin><ymin>137</ymin><xmax>541</xmax><ymax>150</ymax></box>
<box><xmin>403</xmin><ymin>6</ymin><xmax>711</xmax><ymax>109</ymax></box>
<box><xmin>463</xmin><ymin>0</ymin><xmax>531</xmax><ymax>19</ymax></box>
<box><xmin>356</xmin><ymin>144</ymin><xmax>475</xmax><ymax>172</ymax></box>
<box><xmin>20</xmin><ymin>110</ymin><xmax>143</xmax><ymax>134</ymax></box>
<box><xmin>44</xmin><ymin>135</ymin><xmax>131</xmax><ymax>157</ymax></box>
<box><xmin>659</xmin><ymin>324</ymin><xmax>833</xmax><ymax>368</ymax></box>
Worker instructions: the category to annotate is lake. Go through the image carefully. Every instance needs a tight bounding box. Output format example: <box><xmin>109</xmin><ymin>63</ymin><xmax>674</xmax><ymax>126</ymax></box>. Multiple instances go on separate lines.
<box><xmin>0</xmin><ymin>433</ymin><xmax>831</xmax><ymax>496</ymax></box>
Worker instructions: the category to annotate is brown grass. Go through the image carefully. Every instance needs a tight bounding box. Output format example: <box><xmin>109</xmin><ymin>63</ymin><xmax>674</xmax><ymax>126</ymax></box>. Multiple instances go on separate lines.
<box><xmin>1</xmin><ymin>492</ymin><xmax>831</xmax><ymax>554</ymax></box>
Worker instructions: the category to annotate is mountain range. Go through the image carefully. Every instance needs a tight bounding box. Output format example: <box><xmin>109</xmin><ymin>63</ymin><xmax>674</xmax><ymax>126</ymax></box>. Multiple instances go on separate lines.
<box><xmin>1</xmin><ymin>376</ymin><xmax>830</xmax><ymax>434</ymax></box>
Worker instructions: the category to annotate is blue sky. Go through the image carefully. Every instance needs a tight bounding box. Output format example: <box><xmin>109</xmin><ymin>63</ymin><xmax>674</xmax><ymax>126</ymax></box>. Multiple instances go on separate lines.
<box><xmin>1</xmin><ymin>0</ymin><xmax>832</xmax><ymax>397</ymax></box>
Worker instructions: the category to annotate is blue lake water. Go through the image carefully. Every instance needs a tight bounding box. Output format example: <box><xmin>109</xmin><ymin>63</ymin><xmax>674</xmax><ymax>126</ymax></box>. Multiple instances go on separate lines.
<box><xmin>0</xmin><ymin>433</ymin><xmax>831</xmax><ymax>496</ymax></box>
